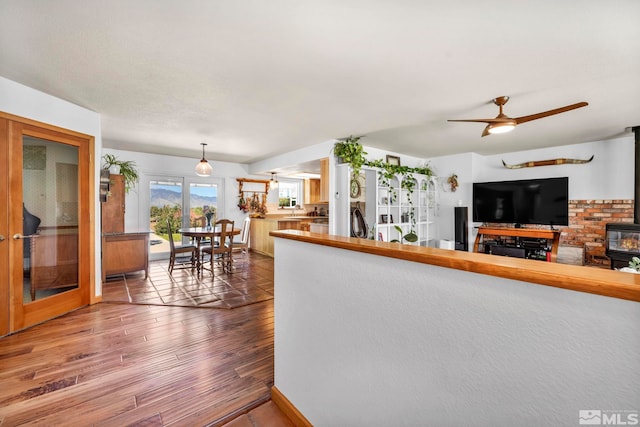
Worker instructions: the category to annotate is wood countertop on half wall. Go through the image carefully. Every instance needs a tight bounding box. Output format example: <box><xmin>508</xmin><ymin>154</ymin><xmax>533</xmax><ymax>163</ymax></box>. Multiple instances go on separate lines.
<box><xmin>270</xmin><ymin>230</ymin><xmax>640</xmax><ymax>303</ymax></box>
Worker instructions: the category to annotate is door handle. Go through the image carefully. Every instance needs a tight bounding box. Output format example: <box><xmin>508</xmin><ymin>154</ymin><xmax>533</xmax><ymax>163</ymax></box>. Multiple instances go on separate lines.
<box><xmin>0</xmin><ymin>235</ymin><xmax>4</xmax><ymax>241</ymax></box>
<box><xmin>13</xmin><ymin>233</ymin><xmax>37</xmax><ymax>240</ymax></box>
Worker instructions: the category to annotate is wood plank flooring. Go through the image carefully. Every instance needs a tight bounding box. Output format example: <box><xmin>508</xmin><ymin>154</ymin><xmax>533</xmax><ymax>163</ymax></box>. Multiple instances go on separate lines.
<box><xmin>0</xmin><ymin>254</ymin><xmax>282</xmax><ymax>426</ymax></box>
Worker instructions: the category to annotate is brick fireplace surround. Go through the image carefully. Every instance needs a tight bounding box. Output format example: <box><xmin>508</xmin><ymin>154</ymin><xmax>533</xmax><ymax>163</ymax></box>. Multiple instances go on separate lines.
<box><xmin>561</xmin><ymin>199</ymin><xmax>633</xmax><ymax>267</ymax></box>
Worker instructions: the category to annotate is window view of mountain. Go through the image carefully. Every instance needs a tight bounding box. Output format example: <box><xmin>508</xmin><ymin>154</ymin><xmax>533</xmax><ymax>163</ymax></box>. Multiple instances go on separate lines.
<box><xmin>150</xmin><ymin>187</ymin><xmax>217</xmax><ymax>207</ymax></box>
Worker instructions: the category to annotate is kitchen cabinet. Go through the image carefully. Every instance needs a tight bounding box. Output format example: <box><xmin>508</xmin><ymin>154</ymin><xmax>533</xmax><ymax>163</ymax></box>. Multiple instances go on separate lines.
<box><xmin>249</xmin><ymin>219</ymin><xmax>300</xmax><ymax>257</ymax></box>
<box><xmin>304</xmin><ymin>179</ymin><xmax>322</xmax><ymax>204</ymax></box>
<box><xmin>304</xmin><ymin>158</ymin><xmax>329</xmax><ymax>204</ymax></box>
<box><xmin>319</xmin><ymin>157</ymin><xmax>329</xmax><ymax>202</ymax></box>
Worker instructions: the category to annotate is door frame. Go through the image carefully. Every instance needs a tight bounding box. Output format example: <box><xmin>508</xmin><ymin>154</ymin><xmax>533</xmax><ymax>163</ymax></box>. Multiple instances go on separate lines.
<box><xmin>0</xmin><ymin>117</ymin><xmax>9</xmax><ymax>336</ymax></box>
<box><xmin>0</xmin><ymin>112</ymin><xmax>96</xmax><ymax>335</ymax></box>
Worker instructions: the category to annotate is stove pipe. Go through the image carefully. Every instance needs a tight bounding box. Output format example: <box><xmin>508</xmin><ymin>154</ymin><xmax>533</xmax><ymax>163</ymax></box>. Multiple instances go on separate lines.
<box><xmin>635</xmin><ymin>126</ymin><xmax>640</xmax><ymax>224</ymax></box>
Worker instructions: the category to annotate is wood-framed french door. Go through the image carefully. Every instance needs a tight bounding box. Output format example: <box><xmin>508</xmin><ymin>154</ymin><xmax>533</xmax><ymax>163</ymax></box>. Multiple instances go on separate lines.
<box><xmin>0</xmin><ymin>113</ymin><xmax>94</xmax><ymax>335</ymax></box>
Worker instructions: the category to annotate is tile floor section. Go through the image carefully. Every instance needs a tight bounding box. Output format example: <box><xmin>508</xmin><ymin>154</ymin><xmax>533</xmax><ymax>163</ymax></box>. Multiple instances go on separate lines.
<box><xmin>102</xmin><ymin>252</ymin><xmax>275</xmax><ymax>309</ymax></box>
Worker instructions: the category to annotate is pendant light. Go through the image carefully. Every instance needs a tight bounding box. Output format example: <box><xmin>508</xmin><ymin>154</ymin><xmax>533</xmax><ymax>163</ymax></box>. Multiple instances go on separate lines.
<box><xmin>270</xmin><ymin>172</ymin><xmax>279</xmax><ymax>189</ymax></box>
<box><xmin>195</xmin><ymin>142</ymin><xmax>213</xmax><ymax>177</ymax></box>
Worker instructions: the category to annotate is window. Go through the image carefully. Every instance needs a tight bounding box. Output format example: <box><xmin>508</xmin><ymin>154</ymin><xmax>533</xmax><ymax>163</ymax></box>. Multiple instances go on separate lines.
<box><xmin>145</xmin><ymin>175</ymin><xmax>222</xmax><ymax>259</ymax></box>
<box><xmin>278</xmin><ymin>181</ymin><xmax>301</xmax><ymax>208</ymax></box>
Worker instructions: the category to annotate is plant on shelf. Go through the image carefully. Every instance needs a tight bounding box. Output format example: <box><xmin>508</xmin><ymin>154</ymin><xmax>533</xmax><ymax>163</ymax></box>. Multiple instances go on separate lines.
<box><xmin>102</xmin><ymin>153</ymin><xmax>139</xmax><ymax>193</ymax></box>
<box><xmin>333</xmin><ymin>135</ymin><xmax>367</xmax><ymax>178</ymax></box>
<box><xmin>391</xmin><ymin>225</ymin><xmax>418</xmax><ymax>244</ymax></box>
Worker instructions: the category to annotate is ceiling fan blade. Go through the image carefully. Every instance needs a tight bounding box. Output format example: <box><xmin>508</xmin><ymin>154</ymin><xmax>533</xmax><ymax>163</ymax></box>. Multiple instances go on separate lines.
<box><xmin>514</xmin><ymin>102</ymin><xmax>588</xmax><ymax>124</ymax></box>
<box><xmin>448</xmin><ymin>118</ymin><xmax>499</xmax><ymax>124</ymax></box>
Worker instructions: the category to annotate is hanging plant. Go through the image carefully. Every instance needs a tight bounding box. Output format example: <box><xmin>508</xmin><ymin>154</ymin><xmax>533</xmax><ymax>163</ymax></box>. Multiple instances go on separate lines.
<box><xmin>332</xmin><ymin>135</ymin><xmax>367</xmax><ymax>178</ymax></box>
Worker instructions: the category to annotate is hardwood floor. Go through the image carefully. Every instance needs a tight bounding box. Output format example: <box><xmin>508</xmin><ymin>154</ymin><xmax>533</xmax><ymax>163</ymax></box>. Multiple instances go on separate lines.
<box><xmin>0</xmin><ymin>254</ymin><xmax>285</xmax><ymax>426</ymax></box>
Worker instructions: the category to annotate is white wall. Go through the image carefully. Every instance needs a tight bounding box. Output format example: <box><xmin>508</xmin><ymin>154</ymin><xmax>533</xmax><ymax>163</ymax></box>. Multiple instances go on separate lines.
<box><xmin>0</xmin><ymin>76</ymin><xmax>103</xmax><ymax>295</ymax></box>
<box><xmin>427</xmin><ymin>137</ymin><xmax>634</xmax><ymax>243</ymax></box>
<box><xmin>249</xmin><ymin>139</ymin><xmax>335</xmax><ymax>175</ymax></box>
<box><xmin>274</xmin><ymin>237</ymin><xmax>640</xmax><ymax>427</ymax></box>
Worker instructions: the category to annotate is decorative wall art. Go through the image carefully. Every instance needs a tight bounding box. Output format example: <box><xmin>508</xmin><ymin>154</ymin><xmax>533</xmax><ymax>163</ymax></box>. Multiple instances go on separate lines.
<box><xmin>502</xmin><ymin>155</ymin><xmax>594</xmax><ymax>169</ymax></box>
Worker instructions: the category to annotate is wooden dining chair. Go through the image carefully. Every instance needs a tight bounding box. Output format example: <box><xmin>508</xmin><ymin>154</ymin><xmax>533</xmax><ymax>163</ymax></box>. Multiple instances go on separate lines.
<box><xmin>167</xmin><ymin>220</ymin><xmax>198</xmax><ymax>274</ymax></box>
<box><xmin>200</xmin><ymin>219</ymin><xmax>234</xmax><ymax>275</ymax></box>
<box><xmin>192</xmin><ymin>216</ymin><xmax>212</xmax><ymax>247</ymax></box>
<box><xmin>231</xmin><ymin>217</ymin><xmax>251</xmax><ymax>264</ymax></box>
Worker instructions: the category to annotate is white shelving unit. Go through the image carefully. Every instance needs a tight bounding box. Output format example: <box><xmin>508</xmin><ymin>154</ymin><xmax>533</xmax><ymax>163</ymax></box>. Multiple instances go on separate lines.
<box><xmin>334</xmin><ymin>162</ymin><xmax>436</xmax><ymax>245</ymax></box>
<box><xmin>375</xmin><ymin>171</ymin><xmax>435</xmax><ymax>246</ymax></box>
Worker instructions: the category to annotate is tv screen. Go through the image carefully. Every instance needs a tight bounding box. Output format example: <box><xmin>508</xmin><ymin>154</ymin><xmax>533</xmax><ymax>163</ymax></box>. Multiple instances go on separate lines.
<box><xmin>473</xmin><ymin>177</ymin><xmax>569</xmax><ymax>226</ymax></box>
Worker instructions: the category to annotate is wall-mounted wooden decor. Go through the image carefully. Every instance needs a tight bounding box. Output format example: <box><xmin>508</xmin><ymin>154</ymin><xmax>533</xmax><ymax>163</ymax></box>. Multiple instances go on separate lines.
<box><xmin>236</xmin><ymin>178</ymin><xmax>270</xmax><ymax>217</ymax></box>
<box><xmin>502</xmin><ymin>155</ymin><xmax>594</xmax><ymax>169</ymax></box>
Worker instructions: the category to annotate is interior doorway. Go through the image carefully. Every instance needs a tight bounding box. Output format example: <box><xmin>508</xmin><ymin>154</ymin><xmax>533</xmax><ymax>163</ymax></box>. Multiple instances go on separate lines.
<box><xmin>0</xmin><ymin>114</ymin><xmax>94</xmax><ymax>336</ymax></box>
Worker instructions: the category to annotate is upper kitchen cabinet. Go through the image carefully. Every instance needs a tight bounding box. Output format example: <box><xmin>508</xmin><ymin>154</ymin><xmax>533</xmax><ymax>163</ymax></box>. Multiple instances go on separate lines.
<box><xmin>303</xmin><ymin>157</ymin><xmax>329</xmax><ymax>204</ymax></box>
<box><xmin>304</xmin><ymin>178</ymin><xmax>322</xmax><ymax>204</ymax></box>
<box><xmin>319</xmin><ymin>157</ymin><xmax>329</xmax><ymax>202</ymax></box>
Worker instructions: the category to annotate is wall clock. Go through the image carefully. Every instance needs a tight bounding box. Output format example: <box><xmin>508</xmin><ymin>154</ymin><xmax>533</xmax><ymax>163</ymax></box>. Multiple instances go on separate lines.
<box><xmin>350</xmin><ymin>177</ymin><xmax>362</xmax><ymax>198</ymax></box>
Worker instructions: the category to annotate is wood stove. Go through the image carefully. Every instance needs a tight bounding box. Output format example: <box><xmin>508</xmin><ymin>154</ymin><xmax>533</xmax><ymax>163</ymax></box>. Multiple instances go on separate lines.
<box><xmin>605</xmin><ymin>223</ymin><xmax>640</xmax><ymax>269</ymax></box>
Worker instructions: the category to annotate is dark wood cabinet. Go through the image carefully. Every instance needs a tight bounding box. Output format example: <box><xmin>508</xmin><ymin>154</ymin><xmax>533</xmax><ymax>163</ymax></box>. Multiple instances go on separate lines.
<box><xmin>473</xmin><ymin>227</ymin><xmax>560</xmax><ymax>262</ymax></box>
<box><xmin>101</xmin><ymin>174</ymin><xmax>124</xmax><ymax>233</ymax></box>
<box><xmin>100</xmin><ymin>173</ymin><xmax>148</xmax><ymax>278</ymax></box>
<box><xmin>102</xmin><ymin>233</ymin><xmax>149</xmax><ymax>281</ymax></box>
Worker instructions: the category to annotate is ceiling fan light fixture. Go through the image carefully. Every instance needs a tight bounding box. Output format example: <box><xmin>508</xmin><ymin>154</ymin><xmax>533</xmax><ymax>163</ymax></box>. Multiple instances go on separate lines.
<box><xmin>270</xmin><ymin>172</ymin><xmax>279</xmax><ymax>189</ymax></box>
<box><xmin>487</xmin><ymin>122</ymin><xmax>516</xmax><ymax>134</ymax></box>
<box><xmin>195</xmin><ymin>142</ymin><xmax>213</xmax><ymax>177</ymax></box>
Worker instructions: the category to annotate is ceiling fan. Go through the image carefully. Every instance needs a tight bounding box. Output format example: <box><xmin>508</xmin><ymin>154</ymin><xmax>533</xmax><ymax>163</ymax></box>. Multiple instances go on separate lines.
<box><xmin>448</xmin><ymin>96</ymin><xmax>588</xmax><ymax>137</ymax></box>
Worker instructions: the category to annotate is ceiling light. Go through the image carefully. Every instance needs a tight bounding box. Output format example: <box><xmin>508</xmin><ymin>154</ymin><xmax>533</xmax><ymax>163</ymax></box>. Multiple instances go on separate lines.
<box><xmin>195</xmin><ymin>142</ymin><xmax>213</xmax><ymax>177</ymax></box>
<box><xmin>487</xmin><ymin>121</ymin><xmax>516</xmax><ymax>135</ymax></box>
<box><xmin>270</xmin><ymin>172</ymin><xmax>279</xmax><ymax>189</ymax></box>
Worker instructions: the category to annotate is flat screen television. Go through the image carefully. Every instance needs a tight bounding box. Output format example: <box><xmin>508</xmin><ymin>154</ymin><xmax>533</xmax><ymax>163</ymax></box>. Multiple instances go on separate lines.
<box><xmin>473</xmin><ymin>177</ymin><xmax>569</xmax><ymax>226</ymax></box>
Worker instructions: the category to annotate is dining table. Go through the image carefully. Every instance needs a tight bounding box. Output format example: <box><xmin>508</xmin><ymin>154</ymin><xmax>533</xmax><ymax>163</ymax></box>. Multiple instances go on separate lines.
<box><xmin>178</xmin><ymin>226</ymin><xmax>241</xmax><ymax>275</ymax></box>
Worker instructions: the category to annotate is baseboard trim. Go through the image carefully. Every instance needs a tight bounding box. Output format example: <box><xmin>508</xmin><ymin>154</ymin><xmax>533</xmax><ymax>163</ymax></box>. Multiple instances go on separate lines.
<box><xmin>271</xmin><ymin>386</ymin><xmax>313</xmax><ymax>427</ymax></box>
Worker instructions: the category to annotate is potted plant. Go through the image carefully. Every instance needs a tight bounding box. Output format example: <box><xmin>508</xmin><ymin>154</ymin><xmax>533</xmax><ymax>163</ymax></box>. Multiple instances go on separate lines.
<box><xmin>333</xmin><ymin>135</ymin><xmax>367</xmax><ymax>177</ymax></box>
<box><xmin>102</xmin><ymin>153</ymin><xmax>139</xmax><ymax>193</ymax></box>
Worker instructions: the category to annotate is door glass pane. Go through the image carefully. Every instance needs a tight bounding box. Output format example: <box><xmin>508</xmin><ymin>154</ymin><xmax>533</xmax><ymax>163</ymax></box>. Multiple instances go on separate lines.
<box><xmin>149</xmin><ymin>179</ymin><xmax>183</xmax><ymax>256</ymax></box>
<box><xmin>189</xmin><ymin>183</ymin><xmax>218</xmax><ymax>227</ymax></box>
<box><xmin>23</xmin><ymin>137</ymin><xmax>79</xmax><ymax>302</ymax></box>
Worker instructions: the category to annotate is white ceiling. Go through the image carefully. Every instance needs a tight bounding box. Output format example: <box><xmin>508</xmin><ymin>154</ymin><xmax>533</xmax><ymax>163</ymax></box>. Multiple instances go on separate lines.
<box><xmin>1</xmin><ymin>0</ymin><xmax>639</xmax><ymax>167</ymax></box>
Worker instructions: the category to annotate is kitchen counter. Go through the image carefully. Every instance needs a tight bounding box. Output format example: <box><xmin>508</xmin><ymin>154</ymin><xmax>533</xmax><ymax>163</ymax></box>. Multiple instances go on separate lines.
<box><xmin>249</xmin><ymin>218</ymin><xmax>303</xmax><ymax>257</ymax></box>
